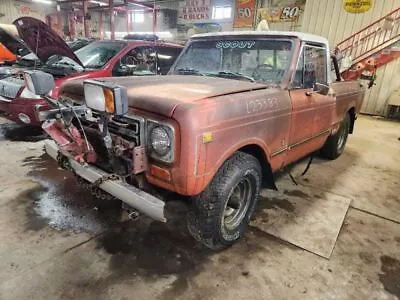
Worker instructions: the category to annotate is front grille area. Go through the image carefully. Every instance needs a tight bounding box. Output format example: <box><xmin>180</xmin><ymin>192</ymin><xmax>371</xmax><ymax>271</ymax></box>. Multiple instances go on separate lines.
<box><xmin>75</xmin><ymin>114</ymin><xmax>145</xmax><ymax>175</ymax></box>
<box><xmin>78</xmin><ymin>113</ymin><xmax>145</xmax><ymax>148</ymax></box>
<box><xmin>108</xmin><ymin>115</ymin><xmax>144</xmax><ymax>146</ymax></box>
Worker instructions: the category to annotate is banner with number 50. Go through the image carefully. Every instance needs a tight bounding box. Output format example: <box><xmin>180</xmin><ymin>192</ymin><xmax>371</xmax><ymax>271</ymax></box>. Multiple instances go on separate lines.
<box><xmin>233</xmin><ymin>0</ymin><xmax>257</xmax><ymax>28</ymax></box>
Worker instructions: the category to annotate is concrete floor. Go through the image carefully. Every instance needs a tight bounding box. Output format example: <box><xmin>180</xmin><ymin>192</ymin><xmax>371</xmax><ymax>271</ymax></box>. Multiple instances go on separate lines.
<box><xmin>0</xmin><ymin>115</ymin><xmax>399</xmax><ymax>300</ymax></box>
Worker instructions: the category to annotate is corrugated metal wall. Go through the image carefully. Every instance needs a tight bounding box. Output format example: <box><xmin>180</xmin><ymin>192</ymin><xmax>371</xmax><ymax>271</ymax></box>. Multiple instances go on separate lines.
<box><xmin>301</xmin><ymin>0</ymin><xmax>400</xmax><ymax>46</ymax></box>
<box><xmin>300</xmin><ymin>0</ymin><xmax>400</xmax><ymax>116</ymax></box>
<box><xmin>361</xmin><ymin>56</ymin><xmax>400</xmax><ymax>115</ymax></box>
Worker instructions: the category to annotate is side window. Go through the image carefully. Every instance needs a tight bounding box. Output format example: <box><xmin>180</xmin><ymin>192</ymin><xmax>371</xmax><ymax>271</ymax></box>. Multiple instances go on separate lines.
<box><xmin>304</xmin><ymin>46</ymin><xmax>327</xmax><ymax>87</ymax></box>
<box><xmin>292</xmin><ymin>49</ymin><xmax>304</xmax><ymax>88</ymax></box>
<box><xmin>156</xmin><ymin>46</ymin><xmax>182</xmax><ymax>75</ymax></box>
<box><xmin>292</xmin><ymin>45</ymin><xmax>327</xmax><ymax>89</ymax></box>
<box><xmin>112</xmin><ymin>46</ymin><xmax>156</xmax><ymax>76</ymax></box>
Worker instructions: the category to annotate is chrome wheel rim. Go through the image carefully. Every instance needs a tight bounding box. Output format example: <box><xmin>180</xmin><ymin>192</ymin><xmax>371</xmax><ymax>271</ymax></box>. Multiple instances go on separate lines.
<box><xmin>223</xmin><ymin>177</ymin><xmax>253</xmax><ymax>230</ymax></box>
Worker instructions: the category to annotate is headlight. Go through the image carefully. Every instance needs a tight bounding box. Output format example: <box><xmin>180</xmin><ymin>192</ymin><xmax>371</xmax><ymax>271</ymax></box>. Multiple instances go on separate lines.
<box><xmin>83</xmin><ymin>80</ymin><xmax>128</xmax><ymax>116</ymax></box>
<box><xmin>19</xmin><ymin>87</ymin><xmax>42</xmax><ymax>99</ymax></box>
<box><xmin>147</xmin><ymin>121</ymin><xmax>175</xmax><ymax>163</ymax></box>
<box><xmin>23</xmin><ymin>70</ymin><xmax>55</xmax><ymax>96</ymax></box>
<box><xmin>150</xmin><ymin>126</ymin><xmax>171</xmax><ymax>156</ymax></box>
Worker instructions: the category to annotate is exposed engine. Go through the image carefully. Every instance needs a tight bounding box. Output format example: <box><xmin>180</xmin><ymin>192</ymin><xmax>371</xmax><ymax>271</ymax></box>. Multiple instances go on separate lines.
<box><xmin>71</xmin><ymin>113</ymin><xmax>147</xmax><ymax>177</ymax></box>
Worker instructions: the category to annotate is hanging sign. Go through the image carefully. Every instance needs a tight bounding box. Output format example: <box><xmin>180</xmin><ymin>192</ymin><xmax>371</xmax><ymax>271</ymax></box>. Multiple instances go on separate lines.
<box><xmin>233</xmin><ymin>0</ymin><xmax>257</xmax><ymax>28</ymax></box>
<box><xmin>343</xmin><ymin>0</ymin><xmax>372</xmax><ymax>13</ymax></box>
<box><xmin>178</xmin><ymin>0</ymin><xmax>211</xmax><ymax>24</ymax></box>
<box><xmin>260</xmin><ymin>2</ymin><xmax>305</xmax><ymax>23</ymax></box>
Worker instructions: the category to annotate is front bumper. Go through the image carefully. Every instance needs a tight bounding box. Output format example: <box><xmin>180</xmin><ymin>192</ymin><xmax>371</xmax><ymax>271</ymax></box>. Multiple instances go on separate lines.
<box><xmin>44</xmin><ymin>140</ymin><xmax>166</xmax><ymax>222</ymax></box>
<box><xmin>0</xmin><ymin>97</ymin><xmax>48</xmax><ymax>126</ymax></box>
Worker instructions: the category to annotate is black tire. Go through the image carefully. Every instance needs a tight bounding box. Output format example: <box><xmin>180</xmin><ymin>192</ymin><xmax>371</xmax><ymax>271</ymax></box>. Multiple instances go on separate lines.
<box><xmin>320</xmin><ymin>113</ymin><xmax>351</xmax><ymax>160</ymax></box>
<box><xmin>187</xmin><ymin>152</ymin><xmax>262</xmax><ymax>250</ymax></box>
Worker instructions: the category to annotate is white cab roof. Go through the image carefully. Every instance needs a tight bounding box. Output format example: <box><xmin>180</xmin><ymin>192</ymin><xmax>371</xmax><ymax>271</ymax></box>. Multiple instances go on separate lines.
<box><xmin>191</xmin><ymin>31</ymin><xmax>329</xmax><ymax>47</ymax></box>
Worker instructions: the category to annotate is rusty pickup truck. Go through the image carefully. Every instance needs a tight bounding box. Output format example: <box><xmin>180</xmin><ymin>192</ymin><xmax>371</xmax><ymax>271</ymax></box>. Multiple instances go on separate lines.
<box><xmin>28</xmin><ymin>31</ymin><xmax>366</xmax><ymax>249</ymax></box>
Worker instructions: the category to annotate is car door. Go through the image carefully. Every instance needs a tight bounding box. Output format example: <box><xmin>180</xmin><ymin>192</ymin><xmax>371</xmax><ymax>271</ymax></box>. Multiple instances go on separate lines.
<box><xmin>112</xmin><ymin>46</ymin><xmax>157</xmax><ymax>77</ymax></box>
<box><xmin>156</xmin><ymin>46</ymin><xmax>182</xmax><ymax>75</ymax></box>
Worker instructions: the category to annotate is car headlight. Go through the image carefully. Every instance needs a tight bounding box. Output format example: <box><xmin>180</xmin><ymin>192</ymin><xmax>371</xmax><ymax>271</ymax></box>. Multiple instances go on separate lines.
<box><xmin>23</xmin><ymin>70</ymin><xmax>55</xmax><ymax>96</ymax></box>
<box><xmin>150</xmin><ymin>126</ymin><xmax>171</xmax><ymax>156</ymax></box>
<box><xmin>83</xmin><ymin>80</ymin><xmax>128</xmax><ymax>115</ymax></box>
<box><xmin>147</xmin><ymin>121</ymin><xmax>174</xmax><ymax>163</ymax></box>
<box><xmin>19</xmin><ymin>87</ymin><xmax>42</xmax><ymax>99</ymax></box>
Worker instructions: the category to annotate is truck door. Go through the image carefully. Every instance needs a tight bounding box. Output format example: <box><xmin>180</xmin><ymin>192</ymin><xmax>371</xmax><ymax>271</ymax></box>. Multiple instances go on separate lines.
<box><xmin>287</xmin><ymin>46</ymin><xmax>316</xmax><ymax>162</ymax></box>
<box><xmin>303</xmin><ymin>45</ymin><xmax>335</xmax><ymax>137</ymax></box>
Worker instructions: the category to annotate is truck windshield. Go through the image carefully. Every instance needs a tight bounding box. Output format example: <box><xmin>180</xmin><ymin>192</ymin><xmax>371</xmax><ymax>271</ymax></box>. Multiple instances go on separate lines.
<box><xmin>171</xmin><ymin>39</ymin><xmax>293</xmax><ymax>84</ymax></box>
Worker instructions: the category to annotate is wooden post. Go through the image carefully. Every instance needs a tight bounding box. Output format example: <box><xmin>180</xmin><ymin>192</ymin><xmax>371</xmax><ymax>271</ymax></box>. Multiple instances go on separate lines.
<box><xmin>83</xmin><ymin>0</ymin><xmax>90</xmax><ymax>37</ymax></box>
<box><xmin>109</xmin><ymin>0</ymin><xmax>115</xmax><ymax>40</ymax></box>
<box><xmin>99</xmin><ymin>12</ymin><xmax>104</xmax><ymax>40</ymax></box>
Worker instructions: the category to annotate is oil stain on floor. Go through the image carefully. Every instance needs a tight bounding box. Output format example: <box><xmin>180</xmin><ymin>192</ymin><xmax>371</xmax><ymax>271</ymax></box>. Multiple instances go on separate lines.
<box><xmin>16</xmin><ymin>153</ymin><xmax>283</xmax><ymax>299</ymax></box>
<box><xmin>0</xmin><ymin>123</ymin><xmax>47</xmax><ymax>142</ymax></box>
<box><xmin>379</xmin><ymin>255</ymin><xmax>400</xmax><ymax>298</ymax></box>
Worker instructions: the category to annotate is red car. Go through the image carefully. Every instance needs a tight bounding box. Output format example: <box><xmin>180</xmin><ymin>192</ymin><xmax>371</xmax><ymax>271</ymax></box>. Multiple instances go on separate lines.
<box><xmin>0</xmin><ymin>17</ymin><xmax>183</xmax><ymax>126</ymax></box>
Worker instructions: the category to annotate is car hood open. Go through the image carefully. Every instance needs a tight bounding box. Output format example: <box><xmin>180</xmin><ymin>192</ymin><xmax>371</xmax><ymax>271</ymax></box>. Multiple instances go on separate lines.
<box><xmin>60</xmin><ymin>75</ymin><xmax>268</xmax><ymax>117</ymax></box>
<box><xmin>13</xmin><ymin>17</ymin><xmax>83</xmax><ymax>67</ymax></box>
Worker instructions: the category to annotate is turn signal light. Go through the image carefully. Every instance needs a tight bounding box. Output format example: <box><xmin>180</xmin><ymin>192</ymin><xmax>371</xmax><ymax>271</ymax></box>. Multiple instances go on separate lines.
<box><xmin>103</xmin><ymin>88</ymin><xmax>115</xmax><ymax>114</ymax></box>
<box><xmin>149</xmin><ymin>165</ymin><xmax>171</xmax><ymax>182</ymax></box>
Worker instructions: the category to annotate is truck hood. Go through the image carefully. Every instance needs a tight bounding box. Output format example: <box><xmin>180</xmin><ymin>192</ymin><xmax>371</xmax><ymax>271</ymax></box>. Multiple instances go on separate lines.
<box><xmin>60</xmin><ymin>75</ymin><xmax>268</xmax><ymax>117</ymax></box>
<box><xmin>13</xmin><ymin>17</ymin><xmax>83</xmax><ymax>67</ymax></box>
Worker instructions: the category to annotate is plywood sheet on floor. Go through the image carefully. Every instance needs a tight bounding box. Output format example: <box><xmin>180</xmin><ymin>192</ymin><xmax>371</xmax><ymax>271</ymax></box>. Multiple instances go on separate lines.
<box><xmin>252</xmin><ymin>178</ymin><xmax>351</xmax><ymax>258</ymax></box>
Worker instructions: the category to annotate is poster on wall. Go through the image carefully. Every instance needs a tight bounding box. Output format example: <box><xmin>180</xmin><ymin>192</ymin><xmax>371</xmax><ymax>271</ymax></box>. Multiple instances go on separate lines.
<box><xmin>233</xmin><ymin>0</ymin><xmax>257</xmax><ymax>28</ymax></box>
<box><xmin>178</xmin><ymin>0</ymin><xmax>211</xmax><ymax>24</ymax></box>
<box><xmin>343</xmin><ymin>0</ymin><xmax>372</xmax><ymax>13</ymax></box>
<box><xmin>259</xmin><ymin>1</ymin><xmax>305</xmax><ymax>23</ymax></box>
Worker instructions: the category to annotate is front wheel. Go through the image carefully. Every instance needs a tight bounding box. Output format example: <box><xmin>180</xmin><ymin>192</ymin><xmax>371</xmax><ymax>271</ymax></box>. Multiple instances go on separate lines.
<box><xmin>187</xmin><ymin>152</ymin><xmax>262</xmax><ymax>250</ymax></box>
<box><xmin>320</xmin><ymin>113</ymin><xmax>351</xmax><ymax>160</ymax></box>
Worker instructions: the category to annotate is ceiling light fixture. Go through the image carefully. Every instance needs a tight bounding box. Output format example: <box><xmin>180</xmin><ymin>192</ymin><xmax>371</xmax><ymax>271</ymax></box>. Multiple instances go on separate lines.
<box><xmin>32</xmin><ymin>0</ymin><xmax>53</xmax><ymax>4</ymax></box>
<box><xmin>89</xmin><ymin>0</ymin><xmax>107</xmax><ymax>6</ymax></box>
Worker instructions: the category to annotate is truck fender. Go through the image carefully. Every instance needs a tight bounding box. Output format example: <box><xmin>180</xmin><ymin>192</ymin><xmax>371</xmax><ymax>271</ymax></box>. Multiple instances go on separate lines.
<box><xmin>238</xmin><ymin>144</ymin><xmax>277</xmax><ymax>190</ymax></box>
<box><xmin>208</xmin><ymin>141</ymin><xmax>277</xmax><ymax>191</ymax></box>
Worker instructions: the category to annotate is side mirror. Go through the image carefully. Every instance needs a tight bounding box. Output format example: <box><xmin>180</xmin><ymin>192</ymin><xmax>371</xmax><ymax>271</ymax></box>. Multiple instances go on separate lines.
<box><xmin>83</xmin><ymin>79</ymin><xmax>128</xmax><ymax>116</ymax></box>
<box><xmin>314</xmin><ymin>82</ymin><xmax>330</xmax><ymax>95</ymax></box>
<box><xmin>23</xmin><ymin>70</ymin><xmax>55</xmax><ymax>96</ymax></box>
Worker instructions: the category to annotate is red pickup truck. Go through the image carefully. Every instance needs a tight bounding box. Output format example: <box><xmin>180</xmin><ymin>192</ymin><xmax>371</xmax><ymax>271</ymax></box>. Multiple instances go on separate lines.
<box><xmin>0</xmin><ymin>17</ymin><xmax>183</xmax><ymax>126</ymax></box>
<box><xmin>30</xmin><ymin>31</ymin><xmax>366</xmax><ymax>249</ymax></box>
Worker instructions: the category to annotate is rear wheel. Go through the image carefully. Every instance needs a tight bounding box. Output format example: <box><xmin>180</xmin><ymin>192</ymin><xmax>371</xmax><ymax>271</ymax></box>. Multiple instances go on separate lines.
<box><xmin>320</xmin><ymin>113</ymin><xmax>351</xmax><ymax>160</ymax></box>
<box><xmin>187</xmin><ymin>152</ymin><xmax>262</xmax><ymax>250</ymax></box>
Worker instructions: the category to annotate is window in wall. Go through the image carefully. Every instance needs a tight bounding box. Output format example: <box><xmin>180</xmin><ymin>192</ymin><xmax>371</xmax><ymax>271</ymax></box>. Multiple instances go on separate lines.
<box><xmin>212</xmin><ymin>6</ymin><xmax>232</xmax><ymax>19</ymax></box>
<box><xmin>132</xmin><ymin>10</ymin><xmax>144</xmax><ymax>23</ymax></box>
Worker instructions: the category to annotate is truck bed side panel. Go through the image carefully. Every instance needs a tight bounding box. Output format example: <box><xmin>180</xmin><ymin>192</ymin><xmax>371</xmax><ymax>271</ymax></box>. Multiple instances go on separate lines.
<box><xmin>330</xmin><ymin>80</ymin><xmax>365</xmax><ymax>125</ymax></box>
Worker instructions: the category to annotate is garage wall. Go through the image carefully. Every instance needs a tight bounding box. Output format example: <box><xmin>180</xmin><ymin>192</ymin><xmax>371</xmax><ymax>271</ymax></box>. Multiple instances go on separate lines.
<box><xmin>361</xmin><ymin>56</ymin><xmax>400</xmax><ymax>116</ymax></box>
<box><xmin>300</xmin><ymin>0</ymin><xmax>400</xmax><ymax>116</ymax></box>
<box><xmin>300</xmin><ymin>0</ymin><xmax>400</xmax><ymax>46</ymax></box>
<box><xmin>0</xmin><ymin>0</ymin><xmax>53</xmax><ymax>24</ymax></box>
